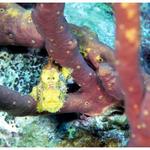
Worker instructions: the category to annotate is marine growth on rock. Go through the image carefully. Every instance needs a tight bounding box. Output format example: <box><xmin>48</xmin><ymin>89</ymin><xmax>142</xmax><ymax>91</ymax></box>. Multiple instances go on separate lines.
<box><xmin>0</xmin><ymin>2</ymin><xmax>150</xmax><ymax>147</ymax></box>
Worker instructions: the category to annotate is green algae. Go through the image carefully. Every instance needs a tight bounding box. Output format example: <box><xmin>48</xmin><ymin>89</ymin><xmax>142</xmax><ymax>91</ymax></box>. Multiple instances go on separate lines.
<box><xmin>58</xmin><ymin>129</ymin><xmax>104</xmax><ymax>147</ymax></box>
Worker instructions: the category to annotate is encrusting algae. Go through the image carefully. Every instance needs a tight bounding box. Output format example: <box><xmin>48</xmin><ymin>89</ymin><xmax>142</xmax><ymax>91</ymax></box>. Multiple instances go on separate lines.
<box><xmin>6</xmin><ymin>8</ymin><xmax>19</xmax><ymax>17</ymax></box>
<box><xmin>30</xmin><ymin>60</ymin><xmax>72</xmax><ymax>113</ymax></box>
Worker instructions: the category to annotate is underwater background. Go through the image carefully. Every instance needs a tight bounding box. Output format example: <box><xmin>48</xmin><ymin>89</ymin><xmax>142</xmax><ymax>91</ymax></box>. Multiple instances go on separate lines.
<box><xmin>0</xmin><ymin>3</ymin><xmax>149</xmax><ymax>147</ymax></box>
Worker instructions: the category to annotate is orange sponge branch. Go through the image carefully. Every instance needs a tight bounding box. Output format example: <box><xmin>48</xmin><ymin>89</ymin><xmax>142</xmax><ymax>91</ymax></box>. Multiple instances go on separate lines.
<box><xmin>114</xmin><ymin>3</ymin><xmax>150</xmax><ymax>146</ymax></box>
<box><xmin>32</xmin><ymin>3</ymin><xmax>119</xmax><ymax>116</ymax></box>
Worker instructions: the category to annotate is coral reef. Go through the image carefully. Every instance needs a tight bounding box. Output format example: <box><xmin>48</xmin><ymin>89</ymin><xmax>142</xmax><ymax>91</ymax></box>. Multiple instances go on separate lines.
<box><xmin>0</xmin><ymin>5</ymin><xmax>129</xmax><ymax>146</ymax></box>
<box><xmin>0</xmin><ymin>2</ymin><xmax>150</xmax><ymax>147</ymax></box>
<box><xmin>0</xmin><ymin>71</ymin><xmax>128</xmax><ymax>147</ymax></box>
<box><xmin>57</xmin><ymin>109</ymin><xmax>129</xmax><ymax>147</ymax></box>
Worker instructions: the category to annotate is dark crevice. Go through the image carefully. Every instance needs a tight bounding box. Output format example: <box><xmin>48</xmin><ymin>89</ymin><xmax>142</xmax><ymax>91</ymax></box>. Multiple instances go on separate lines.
<box><xmin>17</xmin><ymin>3</ymin><xmax>35</xmax><ymax>10</ymax></box>
<box><xmin>55</xmin><ymin>113</ymin><xmax>80</xmax><ymax>123</ymax></box>
<box><xmin>0</xmin><ymin>45</ymin><xmax>28</xmax><ymax>54</ymax></box>
<box><xmin>141</xmin><ymin>46</ymin><xmax>150</xmax><ymax>74</ymax></box>
<box><xmin>0</xmin><ymin>45</ymin><xmax>48</xmax><ymax>57</ymax></box>
<box><xmin>67</xmin><ymin>82</ymin><xmax>80</xmax><ymax>93</ymax></box>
